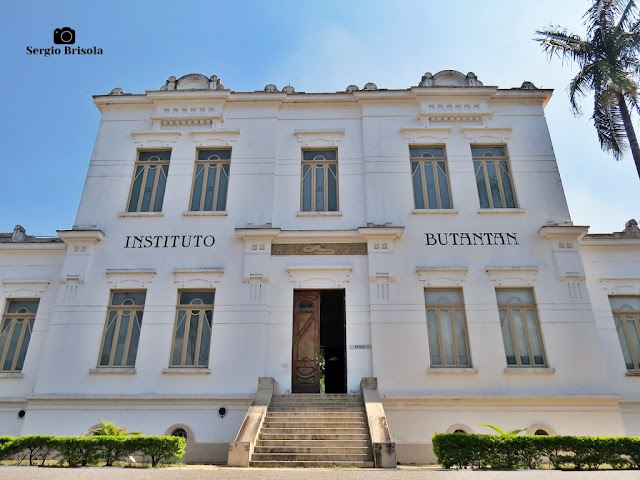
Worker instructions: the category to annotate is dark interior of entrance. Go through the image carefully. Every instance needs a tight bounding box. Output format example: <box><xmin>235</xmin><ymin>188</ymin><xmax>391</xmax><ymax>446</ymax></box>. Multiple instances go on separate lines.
<box><xmin>320</xmin><ymin>289</ymin><xmax>346</xmax><ymax>394</ymax></box>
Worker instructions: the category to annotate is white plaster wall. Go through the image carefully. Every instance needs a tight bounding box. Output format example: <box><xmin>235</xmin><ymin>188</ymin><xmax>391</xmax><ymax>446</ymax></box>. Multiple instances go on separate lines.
<box><xmin>3</xmin><ymin>83</ymin><xmax>637</xmax><ymax>448</ymax></box>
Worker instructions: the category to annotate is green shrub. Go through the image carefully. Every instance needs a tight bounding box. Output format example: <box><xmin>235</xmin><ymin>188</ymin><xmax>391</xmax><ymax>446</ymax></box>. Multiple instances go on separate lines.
<box><xmin>0</xmin><ymin>434</ymin><xmax>185</xmax><ymax>468</ymax></box>
<box><xmin>131</xmin><ymin>436</ymin><xmax>186</xmax><ymax>467</ymax></box>
<box><xmin>432</xmin><ymin>433</ymin><xmax>640</xmax><ymax>470</ymax></box>
<box><xmin>56</xmin><ymin>437</ymin><xmax>102</xmax><ymax>467</ymax></box>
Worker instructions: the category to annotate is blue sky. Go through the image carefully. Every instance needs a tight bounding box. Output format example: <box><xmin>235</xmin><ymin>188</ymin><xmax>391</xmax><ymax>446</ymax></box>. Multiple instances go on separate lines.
<box><xmin>1</xmin><ymin>0</ymin><xmax>638</xmax><ymax>236</ymax></box>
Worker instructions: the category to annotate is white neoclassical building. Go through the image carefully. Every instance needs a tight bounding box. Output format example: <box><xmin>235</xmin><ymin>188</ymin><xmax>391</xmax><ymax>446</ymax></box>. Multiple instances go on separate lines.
<box><xmin>1</xmin><ymin>70</ymin><xmax>639</xmax><ymax>465</ymax></box>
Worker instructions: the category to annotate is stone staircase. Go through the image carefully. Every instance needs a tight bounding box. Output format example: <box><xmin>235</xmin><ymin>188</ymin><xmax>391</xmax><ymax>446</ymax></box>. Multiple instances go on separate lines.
<box><xmin>249</xmin><ymin>393</ymin><xmax>374</xmax><ymax>467</ymax></box>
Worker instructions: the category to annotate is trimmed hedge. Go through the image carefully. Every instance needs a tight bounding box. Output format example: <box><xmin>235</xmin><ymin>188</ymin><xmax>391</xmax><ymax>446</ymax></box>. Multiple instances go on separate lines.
<box><xmin>432</xmin><ymin>433</ymin><xmax>640</xmax><ymax>470</ymax></box>
<box><xmin>0</xmin><ymin>435</ymin><xmax>185</xmax><ymax>467</ymax></box>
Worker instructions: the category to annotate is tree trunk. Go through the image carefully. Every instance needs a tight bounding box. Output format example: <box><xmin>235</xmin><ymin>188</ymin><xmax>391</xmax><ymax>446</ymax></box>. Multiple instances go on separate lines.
<box><xmin>618</xmin><ymin>93</ymin><xmax>640</xmax><ymax>180</ymax></box>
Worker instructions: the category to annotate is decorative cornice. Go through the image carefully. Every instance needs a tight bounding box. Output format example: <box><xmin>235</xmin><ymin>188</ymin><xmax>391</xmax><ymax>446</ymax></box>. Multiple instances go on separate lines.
<box><xmin>539</xmin><ymin>225</ymin><xmax>589</xmax><ymax>240</ymax></box>
<box><xmin>57</xmin><ymin>229</ymin><xmax>105</xmax><ymax>244</ymax></box>
<box><xmin>400</xmin><ymin>127</ymin><xmax>451</xmax><ymax>144</ymax></box>
<box><xmin>416</xmin><ymin>267</ymin><xmax>468</xmax><ymax>286</ymax></box>
<box><xmin>130</xmin><ymin>131</ymin><xmax>181</xmax><ymax>148</ymax></box>
<box><xmin>294</xmin><ymin>129</ymin><xmax>345</xmax><ymax>146</ymax></box>
<box><xmin>189</xmin><ymin>129</ymin><xmax>241</xmax><ymax>146</ymax></box>
<box><xmin>462</xmin><ymin>127</ymin><xmax>513</xmax><ymax>143</ymax></box>
<box><xmin>486</xmin><ymin>266</ymin><xmax>538</xmax><ymax>286</ymax></box>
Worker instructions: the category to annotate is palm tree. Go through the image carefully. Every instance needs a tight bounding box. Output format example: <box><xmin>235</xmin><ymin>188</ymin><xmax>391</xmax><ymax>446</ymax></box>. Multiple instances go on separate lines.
<box><xmin>535</xmin><ymin>0</ymin><xmax>640</xmax><ymax>179</ymax></box>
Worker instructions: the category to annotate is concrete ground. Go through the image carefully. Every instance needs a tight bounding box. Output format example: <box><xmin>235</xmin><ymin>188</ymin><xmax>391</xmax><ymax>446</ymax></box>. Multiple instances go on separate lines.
<box><xmin>1</xmin><ymin>466</ymin><xmax>640</xmax><ymax>480</ymax></box>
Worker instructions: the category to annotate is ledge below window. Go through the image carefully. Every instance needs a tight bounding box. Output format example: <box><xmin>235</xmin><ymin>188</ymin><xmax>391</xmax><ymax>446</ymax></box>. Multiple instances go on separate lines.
<box><xmin>503</xmin><ymin>367</ymin><xmax>556</xmax><ymax>375</ymax></box>
<box><xmin>412</xmin><ymin>209</ymin><xmax>459</xmax><ymax>215</ymax></box>
<box><xmin>182</xmin><ymin>211</ymin><xmax>228</xmax><ymax>217</ymax></box>
<box><xmin>162</xmin><ymin>368</ymin><xmax>211</xmax><ymax>375</ymax></box>
<box><xmin>297</xmin><ymin>211</ymin><xmax>343</xmax><ymax>217</ymax></box>
<box><xmin>119</xmin><ymin>212</ymin><xmax>164</xmax><ymax>218</ymax></box>
<box><xmin>477</xmin><ymin>208</ymin><xmax>525</xmax><ymax>214</ymax></box>
<box><xmin>89</xmin><ymin>368</ymin><xmax>137</xmax><ymax>375</ymax></box>
<box><xmin>625</xmin><ymin>371</ymin><xmax>640</xmax><ymax>377</ymax></box>
<box><xmin>0</xmin><ymin>372</ymin><xmax>23</xmax><ymax>378</ymax></box>
<box><xmin>427</xmin><ymin>367</ymin><xmax>478</xmax><ymax>375</ymax></box>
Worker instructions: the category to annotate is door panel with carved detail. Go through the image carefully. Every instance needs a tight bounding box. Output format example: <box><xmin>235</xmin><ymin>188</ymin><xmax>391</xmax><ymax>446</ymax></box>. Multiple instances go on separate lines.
<box><xmin>292</xmin><ymin>290</ymin><xmax>320</xmax><ymax>393</ymax></box>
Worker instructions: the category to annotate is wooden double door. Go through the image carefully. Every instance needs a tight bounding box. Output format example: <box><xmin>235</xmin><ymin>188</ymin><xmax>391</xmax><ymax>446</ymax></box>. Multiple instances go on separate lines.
<box><xmin>291</xmin><ymin>289</ymin><xmax>346</xmax><ymax>394</ymax></box>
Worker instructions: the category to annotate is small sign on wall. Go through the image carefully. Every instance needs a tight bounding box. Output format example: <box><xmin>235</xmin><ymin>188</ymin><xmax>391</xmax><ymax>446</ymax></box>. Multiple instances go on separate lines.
<box><xmin>349</xmin><ymin>344</ymin><xmax>372</xmax><ymax>350</ymax></box>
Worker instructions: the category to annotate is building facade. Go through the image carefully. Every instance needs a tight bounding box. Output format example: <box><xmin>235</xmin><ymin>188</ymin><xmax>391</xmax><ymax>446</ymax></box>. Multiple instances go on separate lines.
<box><xmin>1</xmin><ymin>70</ymin><xmax>639</xmax><ymax>464</ymax></box>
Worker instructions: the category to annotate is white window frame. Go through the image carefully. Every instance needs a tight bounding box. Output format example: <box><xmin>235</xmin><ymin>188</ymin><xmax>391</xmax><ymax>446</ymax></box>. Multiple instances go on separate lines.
<box><xmin>410</xmin><ymin>146</ymin><xmax>452</xmax><ymax>209</ymax></box>
<box><xmin>425</xmin><ymin>288</ymin><xmax>471</xmax><ymax>367</ymax></box>
<box><xmin>127</xmin><ymin>150</ymin><xmax>171</xmax><ymax>213</ymax></box>
<box><xmin>610</xmin><ymin>296</ymin><xmax>640</xmax><ymax>372</ymax></box>
<box><xmin>301</xmin><ymin>149</ymin><xmax>339</xmax><ymax>212</ymax></box>
<box><xmin>0</xmin><ymin>299</ymin><xmax>39</xmax><ymax>372</ymax></box>
<box><xmin>189</xmin><ymin>149</ymin><xmax>231</xmax><ymax>212</ymax></box>
<box><xmin>97</xmin><ymin>290</ymin><xmax>146</xmax><ymax>368</ymax></box>
<box><xmin>497</xmin><ymin>288</ymin><xmax>547</xmax><ymax>367</ymax></box>
<box><xmin>169</xmin><ymin>290</ymin><xmax>215</xmax><ymax>368</ymax></box>
<box><xmin>472</xmin><ymin>145</ymin><xmax>517</xmax><ymax>209</ymax></box>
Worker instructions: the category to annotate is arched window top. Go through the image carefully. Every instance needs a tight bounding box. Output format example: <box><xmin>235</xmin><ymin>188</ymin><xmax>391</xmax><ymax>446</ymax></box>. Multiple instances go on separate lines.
<box><xmin>299</xmin><ymin>300</ymin><xmax>314</xmax><ymax>309</ymax></box>
<box><xmin>171</xmin><ymin>428</ymin><xmax>188</xmax><ymax>439</ymax></box>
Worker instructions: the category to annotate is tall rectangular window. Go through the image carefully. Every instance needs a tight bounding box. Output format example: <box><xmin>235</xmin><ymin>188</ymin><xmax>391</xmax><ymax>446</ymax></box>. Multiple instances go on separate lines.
<box><xmin>497</xmin><ymin>288</ymin><xmax>546</xmax><ymax>367</ymax></box>
<box><xmin>170</xmin><ymin>291</ymin><xmax>214</xmax><ymax>367</ymax></box>
<box><xmin>0</xmin><ymin>299</ymin><xmax>39</xmax><ymax>372</ymax></box>
<box><xmin>425</xmin><ymin>289</ymin><xmax>471</xmax><ymax>367</ymax></box>
<box><xmin>189</xmin><ymin>149</ymin><xmax>231</xmax><ymax>212</ymax></box>
<box><xmin>410</xmin><ymin>146</ymin><xmax>452</xmax><ymax>209</ymax></box>
<box><xmin>301</xmin><ymin>149</ymin><xmax>338</xmax><ymax>212</ymax></box>
<box><xmin>127</xmin><ymin>150</ymin><xmax>171</xmax><ymax>212</ymax></box>
<box><xmin>609</xmin><ymin>296</ymin><xmax>640</xmax><ymax>371</ymax></box>
<box><xmin>98</xmin><ymin>291</ymin><xmax>146</xmax><ymax>367</ymax></box>
<box><xmin>472</xmin><ymin>146</ymin><xmax>517</xmax><ymax>209</ymax></box>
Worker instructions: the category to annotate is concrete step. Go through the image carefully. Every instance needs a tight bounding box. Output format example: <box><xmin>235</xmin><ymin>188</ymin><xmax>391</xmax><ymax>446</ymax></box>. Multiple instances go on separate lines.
<box><xmin>251</xmin><ymin>453</ymin><xmax>373</xmax><ymax>462</ymax></box>
<box><xmin>260</xmin><ymin>433</ymin><xmax>369</xmax><ymax>441</ymax></box>
<box><xmin>261</xmin><ymin>427</ymin><xmax>367</xmax><ymax>435</ymax></box>
<box><xmin>254</xmin><ymin>446</ymin><xmax>371</xmax><ymax>454</ymax></box>
<box><xmin>249</xmin><ymin>460</ymin><xmax>374</xmax><ymax>468</ymax></box>
<box><xmin>271</xmin><ymin>394</ymin><xmax>361</xmax><ymax>400</ymax></box>
<box><xmin>258</xmin><ymin>439</ymin><xmax>371</xmax><ymax>448</ymax></box>
<box><xmin>266</xmin><ymin>411</ymin><xmax>365</xmax><ymax>418</ymax></box>
<box><xmin>268</xmin><ymin>406</ymin><xmax>365</xmax><ymax>412</ymax></box>
<box><xmin>264</xmin><ymin>421</ymin><xmax>367</xmax><ymax>429</ymax></box>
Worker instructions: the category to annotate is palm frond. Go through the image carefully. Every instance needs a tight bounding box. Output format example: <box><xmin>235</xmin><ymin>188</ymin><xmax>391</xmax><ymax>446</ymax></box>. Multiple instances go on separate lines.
<box><xmin>534</xmin><ymin>28</ymin><xmax>588</xmax><ymax>64</ymax></box>
<box><xmin>616</xmin><ymin>0</ymin><xmax>638</xmax><ymax>31</ymax></box>
<box><xmin>593</xmin><ymin>91</ymin><xmax>628</xmax><ymax>160</ymax></box>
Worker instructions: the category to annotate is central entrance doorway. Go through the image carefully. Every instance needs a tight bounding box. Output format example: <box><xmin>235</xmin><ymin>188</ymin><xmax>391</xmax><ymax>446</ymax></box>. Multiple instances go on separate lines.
<box><xmin>292</xmin><ymin>289</ymin><xmax>346</xmax><ymax>394</ymax></box>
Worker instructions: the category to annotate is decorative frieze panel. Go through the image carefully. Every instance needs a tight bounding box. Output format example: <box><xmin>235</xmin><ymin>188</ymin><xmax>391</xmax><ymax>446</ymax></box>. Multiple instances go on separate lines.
<box><xmin>286</xmin><ymin>265</ymin><xmax>352</xmax><ymax>288</ymax></box>
<box><xmin>130</xmin><ymin>131</ymin><xmax>181</xmax><ymax>148</ymax></box>
<box><xmin>106</xmin><ymin>269</ymin><xmax>156</xmax><ymax>289</ymax></box>
<box><xmin>416</xmin><ymin>267</ymin><xmax>468</xmax><ymax>287</ymax></box>
<box><xmin>2</xmin><ymin>280</ymin><xmax>50</xmax><ymax>298</ymax></box>
<box><xmin>599</xmin><ymin>277</ymin><xmax>640</xmax><ymax>295</ymax></box>
<box><xmin>172</xmin><ymin>268</ymin><xmax>224</xmax><ymax>289</ymax></box>
<box><xmin>271</xmin><ymin>243</ymin><xmax>367</xmax><ymax>256</ymax></box>
<box><xmin>294</xmin><ymin>129</ymin><xmax>345</xmax><ymax>147</ymax></box>
<box><xmin>418</xmin><ymin>103</ymin><xmax>492</xmax><ymax>126</ymax></box>
<box><xmin>189</xmin><ymin>129</ymin><xmax>241</xmax><ymax>146</ymax></box>
<box><xmin>486</xmin><ymin>267</ymin><xmax>538</xmax><ymax>287</ymax></box>
<box><xmin>462</xmin><ymin>127</ymin><xmax>513</xmax><ymax>143</ymax></box>
<box><xmin>400</xmin><ymin>127</ymin><xmax>451</xmax><ymax>144</ymax></box>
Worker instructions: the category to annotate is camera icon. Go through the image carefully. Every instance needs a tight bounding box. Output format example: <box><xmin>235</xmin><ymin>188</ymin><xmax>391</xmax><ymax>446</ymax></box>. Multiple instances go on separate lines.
<box><xmin>53</xmin><ymin>27</ymin><xmax>75</xmax><ymax>45</ymax></box>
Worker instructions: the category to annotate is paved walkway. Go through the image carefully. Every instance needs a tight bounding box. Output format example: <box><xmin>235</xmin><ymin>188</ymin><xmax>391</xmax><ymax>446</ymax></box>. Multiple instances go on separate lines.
<box><xmin>1</xmin><ymin>466</ymin><xmax>640</xmax><ymax>480</ymax></box>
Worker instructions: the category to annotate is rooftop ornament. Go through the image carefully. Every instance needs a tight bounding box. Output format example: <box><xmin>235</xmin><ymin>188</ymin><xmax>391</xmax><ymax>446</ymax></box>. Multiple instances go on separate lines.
<box><xmin>160</xmin><ymin>74</ymin><xmax>224</xmax><ymax>91</ymax></box>
<box><xmin>418</xmin><ymin>70</ymin><xmax>484</xmax><ymax>87</ymax></box>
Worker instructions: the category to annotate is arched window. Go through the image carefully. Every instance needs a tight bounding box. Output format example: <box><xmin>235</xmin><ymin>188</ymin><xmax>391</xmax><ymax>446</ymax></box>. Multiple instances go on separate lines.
<box><xmin>171</xmin><ymin>428</ymin><xmax>188</xmax><ymax>440</ymax></box>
